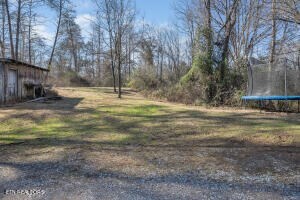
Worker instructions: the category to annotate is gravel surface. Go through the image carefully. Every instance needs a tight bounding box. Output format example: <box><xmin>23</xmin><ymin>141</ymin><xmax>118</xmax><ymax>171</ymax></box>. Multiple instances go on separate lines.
<box><xmin>0</xmin><ymin>146</ymin><xmax>299</xmax><ymax>200</ymax></box>
<box><xmin>0</xmin><ymin>170</ymin><xmax>299</xmax><ymax>200</ymax></box>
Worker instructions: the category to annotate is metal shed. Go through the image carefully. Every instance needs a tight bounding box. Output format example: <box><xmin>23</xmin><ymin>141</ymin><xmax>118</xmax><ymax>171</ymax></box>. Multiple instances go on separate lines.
<box><xmin>0</xmin><ymin>58</ymin><xmax>49</xmax><ymax>104</ymax></box>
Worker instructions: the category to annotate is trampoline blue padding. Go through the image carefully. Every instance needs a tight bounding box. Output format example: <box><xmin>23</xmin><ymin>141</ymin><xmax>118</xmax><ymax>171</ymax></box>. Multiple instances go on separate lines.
<box><xmin>242</xmin><ymin>96</ymin><xmax>300</xmax><ymax>101</ymax></box>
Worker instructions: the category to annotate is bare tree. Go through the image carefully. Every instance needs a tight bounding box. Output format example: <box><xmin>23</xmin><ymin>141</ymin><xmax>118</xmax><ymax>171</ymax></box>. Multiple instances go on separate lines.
<box><xmin>0</xmin><ymin>0</ymin><xmax>5</xmax><ymax>57</ymax></box>
<box><xmin>63</xmin><ymin>13</ymin><xmax>82</xmax><ymax>72</ymax></box>
<box><xmin>218</xmin><ymin>0</ymin><xmax>239</xmax><ymax>84</ymax></box>
<box><xmin>115</xmin><ymin>0</ymin><xmax>135</xmax><ymax>98</ymax></box>
<box><xmin>4</xmin><ymin>0</ymin><xmax>14</xmax><ymax>59</ymax></box>
<box><xmin>164</xmin><ymin>29</ymin><xmax>182</xmax><ymax>80</ymax></box>
<box><xmin>48</xmin><ymin>0</ymin><xmax>64</xmax><ymax>70</ymax></box>
<box><xmin>28</xmin><ymin>0</ymin><xmax>33</xmax><ymax>63</ymax></box>
<box><xmin>156</xmin><ymin>29</ymin><xmax>166</xmax><ymax>81</ymax></box>
<box><xmin>104</xmin><ymin>0</ymin><xmax>117</xmax><ymax>92</ymax></box>
<box><xmin>95</xmin><ymin>0</ymin><xmax>135</xmax><ymax>97</ymax></box>
<box><xmin>276</xmin><ymin>0</ymin><xmax>300</xmax><ymax>25</ymax></box>
<box><xmin>15</xmin><ymin>0</ymin><xmax>22</xmax><ymax>60</ymax></box>
<box><xmin>174</xmin><ymin>0</ymin><xmax>199</xmax><ymax>64</ymax></box>
<box><xmin>269</xmin><ymin>0</ymin><xmax>277</xmax><ymax>63</ymax></box>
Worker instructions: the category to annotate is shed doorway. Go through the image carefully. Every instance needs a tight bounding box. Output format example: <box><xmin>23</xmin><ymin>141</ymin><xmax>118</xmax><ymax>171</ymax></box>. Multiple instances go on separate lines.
<box><xmin>8</xmin><ymin>69</ymin><xmax>18</xmax><ymax>100</ymax></box>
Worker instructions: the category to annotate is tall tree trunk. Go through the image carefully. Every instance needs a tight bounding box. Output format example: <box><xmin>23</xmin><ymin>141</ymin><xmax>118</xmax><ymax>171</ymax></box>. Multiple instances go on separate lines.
<box><xmin>0</xmin><ymin>0</ymin><xmax>5</xmax><ymax>57</ymax></box>
<box><xmin>15</xmin><ymin>0</ymin><xmax>22</xmax><ymax>60</ymax></box>
<box><xmin>0</xmin><ymin>39</ymin><xmax>4</xmax><ymax>58</ymax></box>
<box><xmin>205</xmin><ymin>0</ymin><xmax>213</xmax><ymax>101</ymax></box>
<box><xmin>109</xmin><ymin>37</ymin><xmax>117</xmax><ymax>92</ymax></box>
<box><xmin>220</xmin><ymin>0</ymin><xmax>239</xmax><ymax>83</ymax></box>
<box><xmin>68</xmin><ymin>21</ymin><xmax>78</xmax><ymax>72</ymax></box>
<box><xmin>97</xmin><ymin>29</ymin><xmax>101</xmax><ymax>79</ymax></box>
<box><xmin>21</xmin><ymin>30</ymin><xmax>25</xmax><ymax>60</ymax></box>
<box><xmin>118</xmin><ymin>59</ymin><xmax>122</xmax><ymax>98</ymax></box>
<box><xmin>5</xmin><ymin>0</ymin><xmax>14</xmax><ymax>59</ymax></box>
<box><xmin>160</xmin><ymin>50</ymin><xmax>163</xmax><ymax>81</ymax></box>
<box><xmin>117</xmin><ymin>2</ymin><xmax>122</xmax><ymax>99</ymax></box>
<box><xmin>28</xmin><ymin>0</ymin><xmax>33</xmax><ymax>64</ymax></box>
<box><xmin>117</xmin><ymin>30</ymin><xmax>122</xmax><ymax>98</ymax></box>
<box><xmin>105</xmin><ymin>0</ymin><xmax>117</xmax><ymax>92</ymax></box>
<box><xmin>270</xmin><ymin>0</ymin><xmax>277</xmax><ymax>64</ymax></box>
<box><xmin>48</xmin><ymin>0</ymin><xmax>63</xmax><ymax>70</ymax></box>
<box><xmin>218</xmin><ymin>0</ymin><xmax>239</xmax><ymax>103</ymax></box>
<box><xmin>206</xmin><ymin>0</ymin><xmax>213</xmax><ymax>63</ymax></box>
<box><xmin>128</xmin><ymin>36</ymin><xmax>131</xmax><ymax>78</ymax></box>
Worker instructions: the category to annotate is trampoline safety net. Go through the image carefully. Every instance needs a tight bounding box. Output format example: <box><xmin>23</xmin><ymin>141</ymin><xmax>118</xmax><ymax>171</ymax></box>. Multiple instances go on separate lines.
<box><xmin>247</xmin><ymin>59</ymin><xmax>300</xmax><ymax>97</ymax></box>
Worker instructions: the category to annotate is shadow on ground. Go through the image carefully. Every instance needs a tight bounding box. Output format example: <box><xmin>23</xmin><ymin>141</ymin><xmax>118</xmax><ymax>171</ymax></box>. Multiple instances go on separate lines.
<box><xmin>0</xmin><ymin>88</ymin><xmax>299</xmax><ymax>199</ymax></box>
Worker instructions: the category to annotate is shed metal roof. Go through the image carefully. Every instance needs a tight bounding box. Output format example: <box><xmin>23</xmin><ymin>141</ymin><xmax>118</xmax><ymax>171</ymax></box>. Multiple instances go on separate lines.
<box><xmin>0</xmin><ymin>58</ymin><xmax>49</xmax><ymax>72</ymax></box>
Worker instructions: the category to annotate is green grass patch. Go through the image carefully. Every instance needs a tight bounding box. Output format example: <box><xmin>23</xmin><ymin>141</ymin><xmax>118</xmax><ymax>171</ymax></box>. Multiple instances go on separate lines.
<box><xmin>0</xmin><ymin>87</ymin><xmax>299</xmax><ymax>147</ymax></box>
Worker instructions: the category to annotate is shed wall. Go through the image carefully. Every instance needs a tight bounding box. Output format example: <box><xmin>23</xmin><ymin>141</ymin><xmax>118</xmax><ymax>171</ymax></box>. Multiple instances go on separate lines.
<box><xmin>0</xmin><ymin>63</ymin><xmax>4</xmax><ymax>103</ymax></box>
<box><xmin>0</xmin><ymin>62</ymin><xmax>47</xmax><ymax>104</ymax></box>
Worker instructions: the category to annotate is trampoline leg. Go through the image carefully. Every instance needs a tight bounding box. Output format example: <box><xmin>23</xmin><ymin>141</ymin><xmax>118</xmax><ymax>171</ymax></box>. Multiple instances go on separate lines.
<box><xmin>242</xmin><ymin>100</ymin><xmax>247</xmax><ymax>110</ymax></box>
<box><xmin>259</xmin><ymin>100</ymin><xmax>262</xmax><ymax>113</ymax></box>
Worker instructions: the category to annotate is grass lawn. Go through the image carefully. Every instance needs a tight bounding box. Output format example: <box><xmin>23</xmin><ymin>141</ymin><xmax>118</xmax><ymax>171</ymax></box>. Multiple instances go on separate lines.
<box><xmin>0</xmin><ymin>87</ymin><xmax>299</xmax><ymax>199</ymax></box>
<box><xmin>1</xmin><ymin>87</ymin><xmax>299</xmax><ymax>147</ymax></box>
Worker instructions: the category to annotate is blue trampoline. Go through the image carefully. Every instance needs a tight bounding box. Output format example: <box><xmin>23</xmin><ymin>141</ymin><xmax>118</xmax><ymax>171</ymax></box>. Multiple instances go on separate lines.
<box><xmin>242</xmin><ymin>58</ymin><xmax>300</xmax><ymax>112</ymax></box>
<box><xmin>242</xmin><ymin>96</ymin><xmax>300</xmax><ymax>101</ymax></box>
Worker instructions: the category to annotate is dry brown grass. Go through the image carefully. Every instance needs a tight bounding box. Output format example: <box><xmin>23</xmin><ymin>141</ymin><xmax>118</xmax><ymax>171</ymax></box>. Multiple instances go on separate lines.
<box><xmin>0</xmin><ymin>87</ymin><xmax>299</xmax><ymax>190</ymax></box>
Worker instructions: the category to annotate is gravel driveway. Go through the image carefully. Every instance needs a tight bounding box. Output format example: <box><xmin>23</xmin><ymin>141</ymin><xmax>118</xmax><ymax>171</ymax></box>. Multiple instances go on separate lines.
<box><xmin>0</xmin><ymin>145</ymin><xmax>299</xmax><ymax>200</ymax></box>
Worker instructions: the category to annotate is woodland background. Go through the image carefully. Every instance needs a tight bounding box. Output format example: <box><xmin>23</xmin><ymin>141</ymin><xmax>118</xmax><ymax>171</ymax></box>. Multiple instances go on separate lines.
<box><xmin>0</xmin><ymin>0</ymin><xmax>299</xmax><ymax>105</ymax></box>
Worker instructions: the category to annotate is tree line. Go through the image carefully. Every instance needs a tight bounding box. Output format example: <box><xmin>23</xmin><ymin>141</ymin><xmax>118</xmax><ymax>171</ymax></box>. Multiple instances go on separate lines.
<box><xmin>0</xmin><ymin>0</ymin><xmax>299</xmax><ymax>103</ymax></box>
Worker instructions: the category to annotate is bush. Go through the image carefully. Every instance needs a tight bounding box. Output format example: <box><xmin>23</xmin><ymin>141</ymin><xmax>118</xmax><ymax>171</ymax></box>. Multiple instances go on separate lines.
<box><xmin>224</xmin><ymin>89</ymin><xmax>245</xmax><ymax>106</ymax></box>
<box><xmin>128</xmin><ymin>66</ymin><xmax>160</xmax><ymax>91</ymax></box>
<box><xmin>180</xmin><ymin>53</ymin><xmax>214</xmax><ymax>103</ymax></box>
<box><xmin>130</xmin><ymin>54</ymin><xmax>249</xmax><ymax>108</ymax></box>
<box><xmin>49</xmin><ymin>70</ymin><xmax>90</xmax><ymax>87</ymax></box>
<box><xmin>165</xmin><ymin>84</ymin><xmax>204</xmax><ymax>104</ymax></box>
